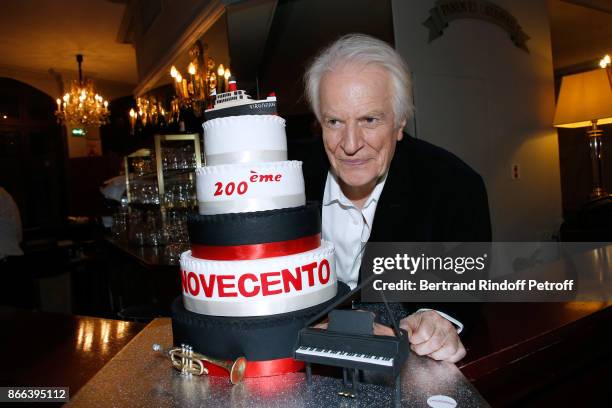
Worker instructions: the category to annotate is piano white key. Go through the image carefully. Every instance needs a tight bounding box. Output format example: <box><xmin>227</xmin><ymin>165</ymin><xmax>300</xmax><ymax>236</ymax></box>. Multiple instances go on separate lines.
<box><xmin>295</xmin><ymin>347</ymin><xmax>393</xmax><ymax>367</ymax></box>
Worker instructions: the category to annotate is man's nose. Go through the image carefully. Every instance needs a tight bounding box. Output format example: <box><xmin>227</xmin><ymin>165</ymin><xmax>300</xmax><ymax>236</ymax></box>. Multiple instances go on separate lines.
<box><xmin>340</xmin><ymin>122</ymin><xmax>363</xmax><ymax>155</ymax></box>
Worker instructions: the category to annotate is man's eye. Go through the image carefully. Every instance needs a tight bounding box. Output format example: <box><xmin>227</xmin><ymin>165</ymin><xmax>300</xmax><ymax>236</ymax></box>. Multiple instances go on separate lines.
<box><xmin>361</xmin><ymin>117</ymin><xmax>380</xmax><ymax>126</ymax></box>
<box><xmin>327</xmin><ymin>119</ymin><xmax>340</xmax><ymax>127</ymax></box>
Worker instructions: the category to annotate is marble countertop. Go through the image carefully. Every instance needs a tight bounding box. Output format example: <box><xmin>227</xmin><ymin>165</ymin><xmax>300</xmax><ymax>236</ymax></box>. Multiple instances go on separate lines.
<box><xmin>67</xmin><ymin>318</ymin><xmax>490</xmax><ymax>408</ymax></box>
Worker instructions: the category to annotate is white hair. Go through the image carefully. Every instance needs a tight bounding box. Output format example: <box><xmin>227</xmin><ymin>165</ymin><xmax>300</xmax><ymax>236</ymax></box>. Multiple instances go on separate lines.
<box><xmin>304</xmin><ymin>33</ymin><xmax>414</xmax><ymax>128</ymax></box>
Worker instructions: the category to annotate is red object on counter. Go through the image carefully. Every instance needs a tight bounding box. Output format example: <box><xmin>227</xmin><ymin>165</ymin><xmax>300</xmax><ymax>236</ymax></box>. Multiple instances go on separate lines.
<box><xmin>203</xmin><ymin>357</ymin><xmax>304</xmax><ymax>378</ymax></box>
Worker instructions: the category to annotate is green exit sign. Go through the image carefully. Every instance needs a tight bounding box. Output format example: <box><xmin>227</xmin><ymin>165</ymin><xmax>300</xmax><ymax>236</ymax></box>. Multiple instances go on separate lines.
<box><xmin>72</xmin><ymin>128</ymin><xmax>87</xmax><ymax>137</ymax></box>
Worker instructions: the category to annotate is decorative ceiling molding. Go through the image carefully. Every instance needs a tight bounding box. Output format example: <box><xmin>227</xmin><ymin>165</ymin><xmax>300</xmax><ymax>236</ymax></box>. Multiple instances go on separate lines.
<box><xmin>133</xmin><ymin>0</ymin><xmax>225</xmax><ymax>96</ymax></box>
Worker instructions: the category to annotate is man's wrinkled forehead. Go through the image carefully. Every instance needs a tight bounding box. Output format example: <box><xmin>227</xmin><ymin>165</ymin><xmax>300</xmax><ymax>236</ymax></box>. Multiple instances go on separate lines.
<box><xmin>319</xmin><ymin>64</ymin><xmax>394</xmax><ymax>118</ymax></box>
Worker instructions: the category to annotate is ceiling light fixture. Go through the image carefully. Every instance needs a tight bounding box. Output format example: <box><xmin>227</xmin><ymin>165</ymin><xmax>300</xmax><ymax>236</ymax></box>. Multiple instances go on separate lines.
<box><xmin>55</xmin><ymin>54</ymin><xmax>110</xmax><ymax>128</ymax></box>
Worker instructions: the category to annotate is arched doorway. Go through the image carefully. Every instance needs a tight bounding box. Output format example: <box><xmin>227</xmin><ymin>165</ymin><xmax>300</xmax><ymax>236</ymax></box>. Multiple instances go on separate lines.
<box><xmin>0</xmin><ymin>77</ymin><xmax>65</xmax><ymax>236</ymax></box>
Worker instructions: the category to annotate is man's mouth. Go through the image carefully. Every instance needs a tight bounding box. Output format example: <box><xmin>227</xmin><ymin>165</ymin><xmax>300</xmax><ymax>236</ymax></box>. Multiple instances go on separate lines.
<box><xmin>339</xmin><ymin>158</ymin><xmax>370</xmax><ymax>166</ymax></box>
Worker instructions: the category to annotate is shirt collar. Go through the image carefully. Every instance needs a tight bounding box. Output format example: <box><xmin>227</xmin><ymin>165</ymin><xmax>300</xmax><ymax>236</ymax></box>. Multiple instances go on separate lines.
<box><xmin>322</xmin><ymin>170</ymin><xmax>388</xmax><ymax>211</ymax></box>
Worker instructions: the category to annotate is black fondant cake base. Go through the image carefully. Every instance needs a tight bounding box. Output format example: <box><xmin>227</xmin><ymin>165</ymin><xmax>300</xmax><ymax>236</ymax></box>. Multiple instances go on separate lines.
<box><xmin>187</xmin><ymin>204</ymin><xmax>320</xmax><ymax>246</ymax></box>
<box><xmin>171</xmin><ymin>282</ymin><xmax>350</xmax><ymax>361</ymax></box>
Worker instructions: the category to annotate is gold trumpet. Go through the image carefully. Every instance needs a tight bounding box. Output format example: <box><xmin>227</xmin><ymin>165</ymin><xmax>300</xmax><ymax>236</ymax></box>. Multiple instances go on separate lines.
<box><xmin>155</xmin><ymin>344</ymin><xmax>247</xmax><ymax>385</ymax></box>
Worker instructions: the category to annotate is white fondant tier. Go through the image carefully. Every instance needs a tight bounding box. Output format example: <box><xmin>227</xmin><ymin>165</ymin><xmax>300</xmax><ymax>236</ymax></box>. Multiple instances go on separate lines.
<box><xmin>180</xmin><ymin>240</ymin><xmax>337</xmax><ymax>317</ymax></box>
<box><xmin>195</xmin><ymin>161</ymin><xmax>305</xmax><ymax>215</ymax></box>
<box><xmin>203</xmin><ymin>115</ymin><xmax>287</xmax><ymax>165</ymax></box>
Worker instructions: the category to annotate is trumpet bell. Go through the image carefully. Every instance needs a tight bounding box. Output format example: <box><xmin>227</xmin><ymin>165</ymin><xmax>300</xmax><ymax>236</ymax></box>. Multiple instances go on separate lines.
<box><xmin>229</xmin><ymin>357</ymin><xmax>247</xmax><ymax>385</ymax></box>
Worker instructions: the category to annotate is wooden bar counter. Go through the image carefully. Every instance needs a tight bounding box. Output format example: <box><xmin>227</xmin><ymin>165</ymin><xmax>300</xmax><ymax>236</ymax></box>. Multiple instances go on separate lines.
<box><xmin>0</xmin><ymin>308</ymin><xmax>145</xmax><ymax>403</ymax></box>
<box><xmin>460</xmin><ymin>302</ymin><xmax>611</xmax><ymax>406</ymax></box>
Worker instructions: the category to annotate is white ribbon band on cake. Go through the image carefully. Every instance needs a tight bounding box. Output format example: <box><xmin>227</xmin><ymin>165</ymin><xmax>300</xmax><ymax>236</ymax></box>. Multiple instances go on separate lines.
<box><xmin>196</xmin><ymin>161</ymin><xmax>305</xmax><ymax>215</ymax></box>
<box><xmin>203</xmin><ymin>115</ymin><xmax>287</xmax><ymax>165</ymax></box>
<box><xmin>206</xmin><ymin>150</ymin><xmax>287</xmax><ymax>166</ymax></box>
<box><xmin>180</xmin><ymin>241</ymin><xmax>337</xmax><ymax>317</ymax></box>
<box><xmin>198</xmin><ymin>194</ymin><xmax>305</xmax><ymax>215</ymax></box>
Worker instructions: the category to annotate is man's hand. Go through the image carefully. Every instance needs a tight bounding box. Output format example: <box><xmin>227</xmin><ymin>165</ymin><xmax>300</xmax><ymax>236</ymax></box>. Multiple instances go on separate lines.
<box><xmin>403</xmin><ymin>310</ymin><xmax>466</xmax><ymax>363</ymax></box>
<box><xmin>315</xmin><ymin>310</ymin><xmax>466</xmax><ymax>363</ymax></box>
<box><xmin>372</xmin><ymin>310</ymin><xmax>465</xmax><ymax>363</ymax></box>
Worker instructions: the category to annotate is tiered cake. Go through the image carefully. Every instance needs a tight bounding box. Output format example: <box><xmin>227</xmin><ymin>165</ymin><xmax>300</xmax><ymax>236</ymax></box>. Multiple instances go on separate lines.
<box><xmin>171</xmin><ymin>80</ymin><xmax>347</xmax><ymax>377</ymax></box>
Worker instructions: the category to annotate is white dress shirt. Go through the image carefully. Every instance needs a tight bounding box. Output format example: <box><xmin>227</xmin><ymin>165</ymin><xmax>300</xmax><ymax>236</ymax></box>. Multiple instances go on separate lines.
<box><xmin>321</xmin><ymin>171</ymin><xmax>463</xmax><ymax>333</ymax></box>
<box><xmin>322</xmin><ymin>171</ymin><xmax>387</xmax><ymax>289</ymax></box>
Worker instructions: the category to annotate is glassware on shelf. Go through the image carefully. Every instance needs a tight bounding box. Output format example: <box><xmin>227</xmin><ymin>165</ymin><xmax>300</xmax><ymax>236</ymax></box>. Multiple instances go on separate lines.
<box><xmin>128</xmin><ymin>181</ymin><xmax>160</xmax><ymax>205</ymax></box>
<box><xmin>111</xmin><ymin>212</ymin><xmax>128</xmax><ymax>242</ymax></box>
<box><xmin>161</xmin><ymin>145</ymin><xmax>198</xmax><ymax>171</ymax></box>
<box><xmin>165</xmin><ymin>242</ymin><xmax>190</xmax><ymax>263</ymax></box>
<box><xmin>161</xmin><ymin>176</ymin><xmax>196</xmax><ymax>209</ymax></box>
<box><xmin>131</xmin><ymin>156</ymin><xmax>155</xmax><ymax>176</ymax></box>
<box><xmin>120</xmin><ymin>134</ymin><xmax>201</xmax><ymax>253</ymax></box>
<box><xmin>127</xmin><ymin>209</ymin><xmax>145</xmax><ymax>246</ymax></box>
<box><xmin>122</xmin><ymin>209</ymin><xmax>174</xmax><ymax>247</ymax></box>
<box><xmin>142</xmin><ymin>210</ymin><xmax>167</xmax><ymax>246</ymax></box>
<box><xmin>164</xmin><ymin>211</ymin><xmax>189</xmax><ymax>244</ymax></box>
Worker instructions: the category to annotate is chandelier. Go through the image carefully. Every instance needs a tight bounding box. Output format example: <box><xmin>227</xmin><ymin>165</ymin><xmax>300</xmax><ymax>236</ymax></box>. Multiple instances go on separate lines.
<box><xmin>55</xmin><ymin>54</ymin><xmax>110</xmax><ymax>127</ymax></box>
<box><xmin>169</xmin><ymin>41</ymin><xmax>229</xmax><ymax>117</ymax></box>
<box><xmin>128</xmin><ymin>96</ymin><xmax>169</xmax><ymax>134</ymax></box>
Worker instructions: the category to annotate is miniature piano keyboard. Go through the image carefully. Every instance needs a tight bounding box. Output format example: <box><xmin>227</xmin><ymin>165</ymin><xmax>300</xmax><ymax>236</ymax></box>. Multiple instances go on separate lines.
<box><xmin>294</xmin><ymin>328</ymin><xmax>409</xmax><ymax>377</ymax></box>
<box><xmin>295</xmin><ymin>346</ymin><xmax>394</xmax><ymax>367</ymax></box>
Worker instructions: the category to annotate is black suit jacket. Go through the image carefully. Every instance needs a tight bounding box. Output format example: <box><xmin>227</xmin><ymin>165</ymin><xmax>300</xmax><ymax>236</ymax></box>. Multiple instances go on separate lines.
<box><xmin>307</xmin><ymin>134</ymin><xmax>491</xmax><ymax>241</ymax></box>
<box><xmin>302</xmin><ymin>134</ymin><xmax>492</xmax><ymax>330</ymax></box>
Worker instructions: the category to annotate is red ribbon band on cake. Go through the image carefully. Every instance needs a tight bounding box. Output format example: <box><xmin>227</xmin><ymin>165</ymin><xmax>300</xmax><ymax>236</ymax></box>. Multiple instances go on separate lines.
<box><xmin>191</xmin><ymin>233</ymin><xmax>321</xmax><ymax>260</ymax></box>
<box><xmin>203</xmin><ymin>357</ymin><xmax>304</xmax><ymax>378</ymax></box>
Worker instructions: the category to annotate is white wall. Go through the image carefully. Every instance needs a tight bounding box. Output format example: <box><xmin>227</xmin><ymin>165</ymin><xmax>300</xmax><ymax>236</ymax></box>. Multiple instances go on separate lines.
<box><xmin>392</xmin><ymin>0</ymin><xmax>563</xmax><ymax>241</ymax></box>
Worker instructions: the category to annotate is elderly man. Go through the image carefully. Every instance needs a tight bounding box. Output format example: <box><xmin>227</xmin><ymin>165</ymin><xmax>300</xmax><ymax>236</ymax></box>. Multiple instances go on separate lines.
<box><xmin>304</xmin><ymin>34</ymin><xmax>491</xmax><ymax>363</ymax></box>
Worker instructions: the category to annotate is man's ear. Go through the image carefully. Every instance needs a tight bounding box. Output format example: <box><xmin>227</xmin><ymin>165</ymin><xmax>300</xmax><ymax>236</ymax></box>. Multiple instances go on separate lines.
<box><xmin>396</xmin><ymin>119</ymin><xmax>407</xmax><ymax>141</ymax></box>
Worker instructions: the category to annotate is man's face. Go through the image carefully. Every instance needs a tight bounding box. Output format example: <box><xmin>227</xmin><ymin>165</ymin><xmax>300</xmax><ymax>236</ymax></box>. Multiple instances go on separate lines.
<box><xmin>319</xmin><ymin>64</ymin><xmax>405</xmax><ymax>196</ymax></box>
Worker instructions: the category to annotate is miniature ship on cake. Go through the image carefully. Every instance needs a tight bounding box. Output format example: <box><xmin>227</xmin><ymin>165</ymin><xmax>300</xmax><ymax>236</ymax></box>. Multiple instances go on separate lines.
<box><xmin>204</xmin><ymin>77</ymin><xmax>277</xmax><ymax>121</ymax></box>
